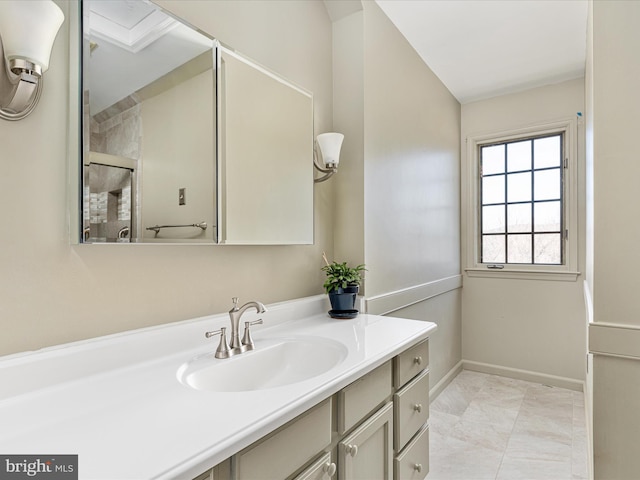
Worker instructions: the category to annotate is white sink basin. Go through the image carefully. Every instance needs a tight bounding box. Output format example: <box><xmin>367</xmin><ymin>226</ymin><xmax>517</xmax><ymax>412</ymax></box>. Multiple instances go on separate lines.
<box><xmin>177</xmin><ymin>337</ymin><xmax>348</xmax><ymax>392</ymax></box>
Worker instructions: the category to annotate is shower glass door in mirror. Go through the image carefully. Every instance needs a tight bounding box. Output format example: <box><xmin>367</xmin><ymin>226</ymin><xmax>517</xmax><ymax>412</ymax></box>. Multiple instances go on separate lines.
<box><xmin>82</xmin><ymin>0</ymin><xmax>216</xmax><ymax>243</ymax></box>
<box><xmin>85</xmin><ymin>160</ymin><xmax>133</xmax><ymax>242</ymax></box>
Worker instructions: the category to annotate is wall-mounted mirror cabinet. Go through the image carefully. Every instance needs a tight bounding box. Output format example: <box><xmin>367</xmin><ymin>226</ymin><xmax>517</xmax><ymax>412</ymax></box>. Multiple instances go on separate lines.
<box><xmin>79</xmin><ymin>0</ymin><xmax>314</xmax><ymax>245</ymax></box>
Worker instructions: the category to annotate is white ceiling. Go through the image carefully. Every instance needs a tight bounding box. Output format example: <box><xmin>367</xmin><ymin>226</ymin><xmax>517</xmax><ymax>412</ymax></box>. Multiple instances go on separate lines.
<box><xmin>91</xmin><ymin>0</ymin><xmax>589</xmax><ymax>113</ymax></box>
<box><xmin>375</xmin><ymin>0</ymin><xmax>588</xmax><ymax>104</ymax></box>
<box><xmin>88</xmin><ymin>1</ymin><xmax>212</xmax><ymax>114</ymax></box>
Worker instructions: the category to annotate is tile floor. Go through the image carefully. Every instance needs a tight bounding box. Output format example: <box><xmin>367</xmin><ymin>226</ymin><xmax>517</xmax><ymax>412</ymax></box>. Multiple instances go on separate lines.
<box><xmin>428</xmin><ymin>370</ymin><xmax>588</xmax><ymax>480</ymax></box>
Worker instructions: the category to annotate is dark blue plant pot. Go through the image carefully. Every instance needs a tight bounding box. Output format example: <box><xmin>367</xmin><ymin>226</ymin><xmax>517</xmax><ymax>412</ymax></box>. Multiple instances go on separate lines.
<box><xmin>341</xmin><ymin>285</ymin><xmax>359</xmax><ymax>295</ymax></box>
<box><xmin>328</xmin><ymin>285</ymin><xmax>359</xmax><ymax>311</ymax></box>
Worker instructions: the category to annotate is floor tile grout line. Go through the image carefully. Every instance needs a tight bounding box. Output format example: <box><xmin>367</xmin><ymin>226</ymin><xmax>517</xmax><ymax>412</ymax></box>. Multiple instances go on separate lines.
<box><xmin>493</xmin><ymin>383</ymin><xmax>529</xmax><ymax>480</ymax></box>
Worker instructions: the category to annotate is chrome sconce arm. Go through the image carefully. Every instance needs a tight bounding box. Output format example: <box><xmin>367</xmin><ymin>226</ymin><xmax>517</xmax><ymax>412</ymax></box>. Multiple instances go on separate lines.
<box><xmin>313</xmin><ymin>132</ymin><xmax>344</xmax><ymax>183</ymax></box>
<box><xmin>0</xmin><ymin>1</ymin><xmax>64</xmax><ymax>121</ymax></box>
<box><xmin>0</xmin><ymin>56</ymin><xmax>43</xmax><ymax>121</ymax></box>
<box><xmin>313</xmin><ymin>148</ymin><xmax>337</xmax><ymax>183</ymax></box>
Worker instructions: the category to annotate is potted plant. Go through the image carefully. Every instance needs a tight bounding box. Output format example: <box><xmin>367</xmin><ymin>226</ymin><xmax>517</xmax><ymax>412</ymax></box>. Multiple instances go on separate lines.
<box><xmin>321</xmin><ymin>252</ymin><xmax>366</xmax><ymax>314</ymax></box>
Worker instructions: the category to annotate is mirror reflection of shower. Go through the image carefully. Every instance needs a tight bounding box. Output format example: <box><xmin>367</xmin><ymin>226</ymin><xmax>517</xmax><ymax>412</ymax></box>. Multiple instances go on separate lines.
<box><xmin>84</xmin><ymin>163</ymin><xmax>134</xmax><ymax>242</ymax></box>
<box><xmin>81</xmin><ymin>0</ymin><xmax>216</xmax><ymax>244</ymax></box>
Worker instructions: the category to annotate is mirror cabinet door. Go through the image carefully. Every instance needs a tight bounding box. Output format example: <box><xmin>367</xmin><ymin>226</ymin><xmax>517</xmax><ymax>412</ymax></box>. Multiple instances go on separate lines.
<box><xmin>82</xmin><ymin>0</ymin><xmax>216</xmax><ymax>243</ymax></box>
<box><xmin>216</xmin><ymin>46</ymin><xmax>314</xmax><ymax>245</ymax></box>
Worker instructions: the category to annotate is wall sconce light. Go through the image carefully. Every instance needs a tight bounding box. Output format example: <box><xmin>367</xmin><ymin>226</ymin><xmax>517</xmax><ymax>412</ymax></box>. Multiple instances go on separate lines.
<box><xmin>314</xmin><ymin>132</ymin><xmax>344</xmax><ymax>183</ymax></box>
<box><xmin>0</xmin><ymin>0</ymin><xmax>64</xmax><ymax>121</ymax></box>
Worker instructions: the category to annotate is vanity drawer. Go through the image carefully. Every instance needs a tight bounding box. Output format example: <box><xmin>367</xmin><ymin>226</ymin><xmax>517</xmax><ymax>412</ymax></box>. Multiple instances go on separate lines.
<box><xmin>338</xmin><ymin>360</ymin><xmax>392</xmax><ymax>434</ymax></box>
<box><xmin>393</xmin><ymin>369</ymin><xmax>429</xmax><ymax>451</ymax></box>
<box><xmin>393</xmin><ymin>339</ymin><xmax>429</xmax><ymax>389</ymax></box>
<box><xmin>235</xmin><ymin>399</ymin><xmax>331</xmax><ymax>480</ymax></box>
<box><xmin>394</xmin><ymin>425</ymin><xmax>429</xmax><ymax>480</ymax></box>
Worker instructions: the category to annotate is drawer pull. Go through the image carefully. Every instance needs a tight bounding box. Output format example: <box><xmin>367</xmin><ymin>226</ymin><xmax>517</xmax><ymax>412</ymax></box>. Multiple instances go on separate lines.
<box><xmin>413</xmin><ymin>403</ymin><xmax>423</xmax><ymax>413</ymax></box>
<box><xmin>323</xmin><ymin>462</ymin><xmax>337</xmax><ymax>477</ymax></box>
<box><xmin>345</xmin><ymin>444</ymin><xmax>359</xmax><ymax>457</ymax></box>
<box><xmin>414</xmin><ymin>356</ymin><xmax>423</xmax><ymax>366</ymax></box>
<box><xmin>414</xmin><ymin>463</ymin><xmax>423</xmax><ymax>473</ymax></box>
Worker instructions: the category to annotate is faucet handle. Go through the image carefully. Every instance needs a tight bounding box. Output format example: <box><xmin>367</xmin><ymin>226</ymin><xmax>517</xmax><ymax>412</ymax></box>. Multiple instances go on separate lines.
<box><xmin>241</xmin><ymin>319</ymin><xmax>263</xmax><ymax>351</ymax></box>
<box><xmin>205</xmin><ymin>327</ymin><xmax>232</xmax><ymax>359</ymax></box>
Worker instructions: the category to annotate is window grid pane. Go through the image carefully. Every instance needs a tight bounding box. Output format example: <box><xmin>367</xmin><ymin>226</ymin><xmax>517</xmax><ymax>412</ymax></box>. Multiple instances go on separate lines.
<box><xmin>480</xmin><ymin>133</ymin><xmax>564</xmax><ymax>265</ymax></box>
<box><xmin>507</xmin><ymin>203</ymin><xmax>532</xmax><ymax>233</ymax></box>
<box><xmin>507</xmin><ymin>234</ymin><xmax>532</xmax><ymax>264</ymax></box>
<box><xmin>483</xmin><ymin>205</ymin><xmax>505</xmax><ymax>233</ymax></box>
<box><xmin>506</xmin><ymin>140</ymin><xmax>532</xmax><ymax>172</ymax></box>
<box><xmin>534</xmin><ymin>233</ymin><xmax>562</xmax><ymax>264</ymax></box>
<box><xmin>507</xmin><ymin>172</ymin><xmax>532</xmax><ymax>203</ymax></box>
<box><xmin>482</xmin><ymin>234</ymin><xmax>505</xmax><ymax>263</ymax></box>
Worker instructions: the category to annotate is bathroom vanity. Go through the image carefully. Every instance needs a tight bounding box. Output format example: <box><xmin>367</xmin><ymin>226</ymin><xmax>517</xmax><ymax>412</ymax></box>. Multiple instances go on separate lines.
<box><xmin>0</xmin><ymin>296</ymin><xmax>436</xmax><ymax>479</ymax></box>
<box><xmin>199</xmin><ymin>338</ymin><xmax>431</xmax><ymax>480</ymax></box>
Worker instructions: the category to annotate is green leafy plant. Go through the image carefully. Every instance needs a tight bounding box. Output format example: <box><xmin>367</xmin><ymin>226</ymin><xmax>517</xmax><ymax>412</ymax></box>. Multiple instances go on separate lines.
<box><xmin>321</xmin><ymin>252</ymin><xmax>366</xmax><ymax>294</ymax></box>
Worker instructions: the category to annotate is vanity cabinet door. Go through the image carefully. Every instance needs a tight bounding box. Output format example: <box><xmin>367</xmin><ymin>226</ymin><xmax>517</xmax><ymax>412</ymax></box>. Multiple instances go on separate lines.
<box><xmin>338</xmin><ymin>402</ymin><xmax>393</xmax><ymax>480</ymax></box>
<box><xmin>234</xmin><ymin>399</ymin><xmax>331</xmax><ymax>480</ymax></box>
<box><xmin>293</xmin><ymin>452</ymin><xmax>336</xmax><ymax>480</ymax></box>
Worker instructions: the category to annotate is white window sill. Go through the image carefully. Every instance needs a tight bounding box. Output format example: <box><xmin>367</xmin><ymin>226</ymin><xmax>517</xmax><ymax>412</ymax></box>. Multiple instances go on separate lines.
<box><xmin>465</xmin><ymin>267</ymin><xmax>581</xmax><ymax>282</ymax></box>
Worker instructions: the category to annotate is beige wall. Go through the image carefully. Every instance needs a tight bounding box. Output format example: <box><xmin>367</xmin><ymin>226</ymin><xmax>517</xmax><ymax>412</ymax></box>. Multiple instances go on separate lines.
<box><xmin>332</xmin><ymin>2</ymin><xmax>462</xmax><ymax>388</ymax></box>
<box><xmin>393</xmin><ymin>289</ymin><xmax>462</xmax><ymax>390</ymax></box>
<box><xmin>0</xmin><ymin>0</ymin><xmax>334</xmax><ymax>356</ymax></box>
<box><xmin>589</xmin><ymin>0</ymin><xmax>640</xmax><ymax>328</ymax></box>
<box><xmin>461</xmin><ymin>79</ymin><xmax>587</xmax><ymax>383</ymax></box>
<box><xmin>584</xmin><ymin>0</ymin><xmax>594</xmax><ymax>469</ymax></box>
<box><xmin>587</xmin><ymin>1</ymin><xmax>640</xmax><ymax>477</ymax></box>
<box><xmin>363</xmin><ymin>1</ymin><xmax>461</xmax><ymax>298</ymax></box>
<box><xmin>332</xmin><ymin>9</ymin><xmax>365</xmax><ymax>269</ymax></box>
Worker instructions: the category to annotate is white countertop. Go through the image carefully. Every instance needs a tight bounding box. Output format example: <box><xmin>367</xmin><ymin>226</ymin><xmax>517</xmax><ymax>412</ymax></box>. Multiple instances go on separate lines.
<box><xmin>0</xmin><ymin>296</ymin><xmax>437</xmax><ymax>479</ymax></box>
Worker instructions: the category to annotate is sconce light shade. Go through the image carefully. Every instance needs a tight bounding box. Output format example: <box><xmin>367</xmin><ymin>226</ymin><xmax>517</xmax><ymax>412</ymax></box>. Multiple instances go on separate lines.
<box><xmin>314</xmin><ymin>132</ymin><xmax>344</xmax><ymax>183</ymax></box>
<box><xmin>0</xmin><ymin>1</ymin><xmax>64</xmax><ymax>72</ymax></box>
<box><xmin>0</xmin><ymin>0</ymin><xmax>64</xmax><ymax>121</ymax></box>
<box><xmin>316</xmin><ymin>132</ymin><xmax>344</xmax><ymax>167</ymax></box>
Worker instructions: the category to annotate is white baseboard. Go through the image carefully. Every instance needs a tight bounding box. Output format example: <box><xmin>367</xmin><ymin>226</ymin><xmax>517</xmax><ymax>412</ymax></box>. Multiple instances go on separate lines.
<box><xmin>429</xmin><ymin>360</ymin><xmax>463</xmax><ymax>402</ymax></box>
<box><xmin>462</xmin><ymin>360</ymin><xmax>585</xmax><ymax>392</ymax></box>
<box><xmin>429</xmin><ymin>359</ymin><xmax>585</xmax><ymax>401</ymax></box>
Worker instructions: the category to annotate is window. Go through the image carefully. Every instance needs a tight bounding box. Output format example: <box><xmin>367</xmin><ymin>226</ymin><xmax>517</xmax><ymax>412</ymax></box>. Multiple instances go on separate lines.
<box><xmin>464</xmin><ymin>119</ymin><xmax>579</xmax><ymax>281</ymax></box>
<box><xmin>480</xmin><ymin>133</ymin><xmax>564</xmax><ymax>265</ymax></box>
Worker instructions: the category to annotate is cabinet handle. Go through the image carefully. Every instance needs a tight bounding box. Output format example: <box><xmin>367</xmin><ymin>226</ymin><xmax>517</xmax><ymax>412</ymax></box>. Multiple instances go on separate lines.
<box><xmin>323</xmin><ymin>462</ymin><xmax>337</xmax><ymax>477</ymax></box>
<box><xmin>414</xmin><ymin>463</ymin><xmax>423</xmax><ymax>472</ymax></box>
<box><xmin>414</xmin><ymin>356</ymin><xmax>423</xmax><ymax>366</ymax></box>
<box><xmin>345</xmin><ymin>444</ymin><xmax>358</xmax><ymax>457</ymax></box>
<box><xmin>413</xmin><ymin>403</ymin><xmax>423</xmax><ymax>413</ymax></box>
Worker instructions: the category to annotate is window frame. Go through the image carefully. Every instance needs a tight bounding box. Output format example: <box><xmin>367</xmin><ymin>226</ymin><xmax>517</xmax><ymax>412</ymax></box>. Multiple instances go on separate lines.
<box><xmin>464</xmin><ymin>119</ymin><xmax>579</xmax><ymax>281</ymax></box>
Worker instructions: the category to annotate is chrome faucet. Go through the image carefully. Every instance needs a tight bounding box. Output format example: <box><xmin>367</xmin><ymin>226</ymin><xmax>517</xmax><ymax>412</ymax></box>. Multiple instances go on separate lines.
<box><xmin>206</xmin><ymin>297</ymin><xmax>266</xmax><ymax>358</ymax></box>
